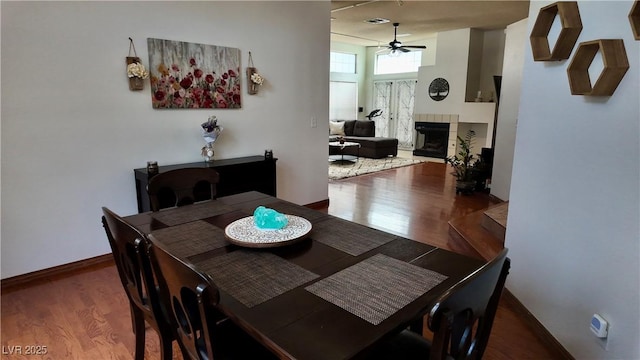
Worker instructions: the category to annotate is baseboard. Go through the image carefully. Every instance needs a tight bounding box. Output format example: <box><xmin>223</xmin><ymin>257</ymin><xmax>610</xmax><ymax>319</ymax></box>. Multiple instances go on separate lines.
<box><xmin>489</xmin><ymin>193</ymin><xmax>505</xmax><ymax>203</ymax></box>
<box><xmin>305</xmin><ymin>198</ymin><xmax>330</xmax><ymax>210</ymax></box>
<box><xmin>502</xmin><ymin>288</ymin><xmax>575</xmax><ymax>360</ymax></box>
<box><xmin>1</xmin><ymin>254</ymin><xmax>114</xmax><ymax>293</ymax></box>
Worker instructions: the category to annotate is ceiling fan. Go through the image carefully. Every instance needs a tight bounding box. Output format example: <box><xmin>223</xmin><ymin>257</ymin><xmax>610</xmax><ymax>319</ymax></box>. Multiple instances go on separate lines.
<box><xmin>383</xmin><ymin>23</ymin><xmax>426</xmax><ymax>54</ymax></box>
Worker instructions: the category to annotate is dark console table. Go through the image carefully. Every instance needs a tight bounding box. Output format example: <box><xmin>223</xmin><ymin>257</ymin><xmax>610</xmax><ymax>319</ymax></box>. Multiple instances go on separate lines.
<box><xmin>134</xmin><ymin>155</ymin><xmax>277</xmax><ymax>213</ymax></box>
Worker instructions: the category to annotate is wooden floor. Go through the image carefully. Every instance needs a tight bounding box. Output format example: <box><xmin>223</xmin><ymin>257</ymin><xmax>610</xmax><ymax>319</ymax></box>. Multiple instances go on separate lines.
<box><xmin>327</xmin><ymin>161</ymin><xmax>562</xmax><ymax>360</ymax></box>
<box><xmin>1</xmin><ymin>161</ymin><xmax>562</xmax><ymax>359</ymax></box>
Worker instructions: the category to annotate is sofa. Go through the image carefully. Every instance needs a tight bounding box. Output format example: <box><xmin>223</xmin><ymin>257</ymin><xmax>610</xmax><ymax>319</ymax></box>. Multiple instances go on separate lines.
<box><xmin>329</xmin><ymin>120</ymin><xmax>398</xmax><ymax>159</ymax></box>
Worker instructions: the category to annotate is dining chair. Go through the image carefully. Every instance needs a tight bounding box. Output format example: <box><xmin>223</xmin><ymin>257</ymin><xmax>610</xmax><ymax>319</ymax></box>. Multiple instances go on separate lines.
<box><xmin>147</xmin><ymin>167</ymin><xmax>220</xmax><ymax>211</ymax></box>
<box><xmin>371</xmin><ymin>248</ymin><xmax>510</xmax><ymax>360</ymax></box>
<box><xmin>101</xmin><ymin>207</ymin><xmax>176</xmax><ymax>360</ymax></box>
<box><xmin>147</xmin><ymin>235</ymin><xmax>278</xmax><ymax>360</ymax></box>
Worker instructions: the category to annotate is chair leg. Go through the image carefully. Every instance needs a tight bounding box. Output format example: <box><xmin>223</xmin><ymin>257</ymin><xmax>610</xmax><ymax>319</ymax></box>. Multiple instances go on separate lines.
<box><xmin>132</xmin><ymin>310</ymin><xmax>146</xmax><ymax>360</ymax></box>
<box><xmin>409</xmin><ymin>316</ymin><xmax>424</xmax><ymax>334</ymax></box>
<box><xmin>159</xmin><ymin>336</ymin><xmax>173</xmax><ymax>360</ymax></box>
<box><xmin>129</xmin><ymin>304</ymin><xmax>137</xmax><ymax>334</ymax></box>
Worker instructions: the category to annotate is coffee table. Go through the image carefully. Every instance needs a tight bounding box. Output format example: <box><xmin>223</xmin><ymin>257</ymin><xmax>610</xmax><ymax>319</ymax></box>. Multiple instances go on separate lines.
<box><xmin>329</xmin><ymin>141</ymin><xmax>361</xmax><ymax>163</ymax></box>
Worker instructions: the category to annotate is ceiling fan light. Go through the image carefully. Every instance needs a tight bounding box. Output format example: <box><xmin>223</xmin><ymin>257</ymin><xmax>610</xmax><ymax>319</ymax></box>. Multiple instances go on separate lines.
<box><xmin>364</xmin><ymin>18</ymin><xmax>390</xmax><ymax>24</ymax></box>
<box><xmin>389</xmin><ymin>49</ymin><xmax>401</xmax><ymax>57</ymax></box>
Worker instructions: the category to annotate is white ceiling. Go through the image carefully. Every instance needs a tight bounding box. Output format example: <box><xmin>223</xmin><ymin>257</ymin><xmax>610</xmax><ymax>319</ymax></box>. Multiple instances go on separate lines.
<box><xmin>330</xmin><ymin>0</ymin><xmax>530</xmax><ymax>47</ymax></box>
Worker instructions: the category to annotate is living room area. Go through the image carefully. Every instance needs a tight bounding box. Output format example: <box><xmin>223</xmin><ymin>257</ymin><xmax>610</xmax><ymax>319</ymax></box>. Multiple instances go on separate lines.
<box><xmin>329</xmin><ymin>2</ymin><xmax>640</xmax><ymax>358</ymax></box>
<box><xmin>329</xmin><ymin>25</ymin><xmax>503</xmax><ymax>188</ymax></box>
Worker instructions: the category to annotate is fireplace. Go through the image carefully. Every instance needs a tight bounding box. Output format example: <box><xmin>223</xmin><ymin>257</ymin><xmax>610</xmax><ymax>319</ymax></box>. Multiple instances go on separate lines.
<box><xmin>413</xmin><ymin>122</ymin><xmax>450</xmax><ymax>159</ymax></box>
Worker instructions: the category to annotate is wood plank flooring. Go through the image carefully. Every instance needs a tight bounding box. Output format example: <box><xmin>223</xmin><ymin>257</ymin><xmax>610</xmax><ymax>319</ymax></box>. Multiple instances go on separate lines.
<box><xmin>327</xmin><ymin>160</ymin><xmax>564</xmax><ymax>360</ymax></box>
<box><xmin>1</xmin><ymin>160</ymin><xmax>563</xmax><ymax>359</ymax></box>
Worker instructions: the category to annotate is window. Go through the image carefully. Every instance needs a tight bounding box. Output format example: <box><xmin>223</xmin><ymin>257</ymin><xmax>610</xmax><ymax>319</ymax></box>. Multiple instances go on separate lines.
<box><xmin>330</xmin><ymin>52</ymin><xmax>356</xmax><ymax>74</ymax></box>
<box><xmin>329</xmin><ymin>81</ymin><xmax>357</xmax><ymax>120</ymax></box>
<box><xmin>375</xmin><ymin>51</ymin><xmax>423</xmax><ymax>75</ymax></box>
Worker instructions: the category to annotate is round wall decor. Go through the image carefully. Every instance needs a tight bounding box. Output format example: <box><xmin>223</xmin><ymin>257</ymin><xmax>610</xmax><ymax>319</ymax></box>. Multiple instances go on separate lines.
<box><xmin>429</xmin><ymin>78</ymin><xmax>449</xmax><ymax>101</ymax></box>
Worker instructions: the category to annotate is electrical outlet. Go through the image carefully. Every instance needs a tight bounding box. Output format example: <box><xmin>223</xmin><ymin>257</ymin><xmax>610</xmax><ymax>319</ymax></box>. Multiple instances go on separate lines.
<box><xmin>311</xmin><ymin>117</ymin><xmax>317</xmax><ymax>128</ymax></box>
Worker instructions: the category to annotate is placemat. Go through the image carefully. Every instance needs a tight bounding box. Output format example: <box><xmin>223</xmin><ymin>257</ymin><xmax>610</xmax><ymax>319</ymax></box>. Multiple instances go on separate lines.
<box><xmin>195</xmin><ymin>250</ymin><xmax>320</xmax><ymax>308</ymax></box>
<box><xmin>150</xmin><ymin>220</ymin><xmax>228</xmax><ymax>259</ymax></box>
<box><xmin>305</xmin><ymin>254</ymin><xmax>447</xmax><ymax>325</ymax></box>
<box><xmin>151</xmin><ymin>201</ymin><xmax>233</xmax><ymax>226</ymax></box>
<box><xmin>311</xmin><ymin>217</ymin><xmax>397</xmax><ymax>256</ymax></box>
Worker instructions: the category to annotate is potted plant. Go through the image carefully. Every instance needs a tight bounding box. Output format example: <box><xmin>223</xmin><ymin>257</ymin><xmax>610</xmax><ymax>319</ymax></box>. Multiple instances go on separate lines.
<box><xmin>445</xmin><ymin>130</ymin><xmax>478</xmax><ymax>194</ymax></box>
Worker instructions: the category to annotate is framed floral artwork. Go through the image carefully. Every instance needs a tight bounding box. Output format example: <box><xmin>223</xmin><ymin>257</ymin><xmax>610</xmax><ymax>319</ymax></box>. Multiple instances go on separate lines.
<box><xmin>147</xmin><ymin>38</ymin><xmax>241</xmax><ymax>109</ymax></box>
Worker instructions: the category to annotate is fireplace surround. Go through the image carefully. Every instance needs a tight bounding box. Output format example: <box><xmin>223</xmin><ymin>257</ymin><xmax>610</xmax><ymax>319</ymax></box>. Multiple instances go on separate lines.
<box><xmin>413</xmin><ymin>122</ymin><xmax>450</xmax><ymax>159</ymax></box>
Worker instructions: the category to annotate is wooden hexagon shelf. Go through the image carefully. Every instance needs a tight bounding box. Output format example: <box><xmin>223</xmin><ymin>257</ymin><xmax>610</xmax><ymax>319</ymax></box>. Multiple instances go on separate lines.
<box><xmin>530</xmin><ymin>2</ymin><xmax>583</xmax><ymax>61</ymax></box>
<box><xmin>567</xmin><ymin>39</ymin><xmax>629</xmax><ymax>96</ymax></box>
<box><xmin>630</xmin><ymin>0</ymin><xmax>640</xmax><ymax>40</ymax></box>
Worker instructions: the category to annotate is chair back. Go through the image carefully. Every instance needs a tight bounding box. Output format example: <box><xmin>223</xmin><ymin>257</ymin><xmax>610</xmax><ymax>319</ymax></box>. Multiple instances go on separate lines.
<box><xmin>148</xmin><ymin>235</ymin><xmax>220</xmax><ymax>360</ymax></box>
<box><xmin>427</xmin><ymin>248</ymin><xmax>510</xmax><ymax>360</ymax></box>
<box><xmin>147</xmin><ymin>168</ymin><xmax>220</xmax><ymax>211</ymax></box>
<box><xmin>101</xmin><ymin>207</ymin><xmax>165</xmax><ymax>327</ymax></box>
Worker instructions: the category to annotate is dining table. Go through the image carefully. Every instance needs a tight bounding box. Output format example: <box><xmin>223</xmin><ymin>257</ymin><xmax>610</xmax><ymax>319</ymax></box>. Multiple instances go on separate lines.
<box><xmin>123</xmin><ymin>191</ymin><xmax>485</xmax><ymax>360</ymax></box>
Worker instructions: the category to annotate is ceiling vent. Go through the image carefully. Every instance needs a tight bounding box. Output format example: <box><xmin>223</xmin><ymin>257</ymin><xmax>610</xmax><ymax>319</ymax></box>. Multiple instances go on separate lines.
<box><xmin>364</xmin><ymin>18</ymin><xmax>390</xmax><ymax>24</ymax></box>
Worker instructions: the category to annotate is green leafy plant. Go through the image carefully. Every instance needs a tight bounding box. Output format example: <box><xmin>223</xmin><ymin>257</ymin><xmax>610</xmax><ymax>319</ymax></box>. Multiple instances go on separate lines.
<box><xmin>445</xmin><ymin>130</ymin><xmax>477</xmax><ymax>182</ymax></box>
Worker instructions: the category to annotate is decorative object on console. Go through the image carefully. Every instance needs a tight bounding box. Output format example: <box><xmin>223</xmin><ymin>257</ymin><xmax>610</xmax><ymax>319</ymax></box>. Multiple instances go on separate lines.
<box><xmin>201</xmin><ymin>115</ymin><xmax>223</xmax><ymax>162</ymax></box>
<box><xmin>146</xmin><ymin>161</ymin><xmax>159</xmax><ymax>178</ymax></box>
<box><xmin>246</xmin><ymin>52</ymin><xmax>265</xmax><ymax>95</ymax></box>
<box><xmin>126</xmin><ymin>38</ymin><xmax>149</xmax><ymax>91</ymax></box>
<box><xmin>147</xmin><ymin>38</ymin><xmax>241</xmax><ymax>109</ymax></box>
<box><xmin>428</xmin><ymin>78</ymin><xmax>449</xmax><ymax>101</ymax></box>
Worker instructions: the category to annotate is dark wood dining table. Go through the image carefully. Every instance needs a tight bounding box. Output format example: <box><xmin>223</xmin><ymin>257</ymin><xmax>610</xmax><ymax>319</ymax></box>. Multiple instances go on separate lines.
<box><xmin>123</xmin><ymin>191</ymin><xmax>485</xmax><ymax>360</ymax></box>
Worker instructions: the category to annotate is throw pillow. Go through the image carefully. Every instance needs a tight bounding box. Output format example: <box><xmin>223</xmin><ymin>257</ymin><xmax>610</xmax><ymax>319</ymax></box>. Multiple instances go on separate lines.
<box><xmin>329</xmin><ymin>121</ymin><xmax>345</xmax><ymax>136</ymax></box>
<box><xmin>353</xmin><ymin>120</ymin><xmax>375</xmax><ymax>137</ymax></box>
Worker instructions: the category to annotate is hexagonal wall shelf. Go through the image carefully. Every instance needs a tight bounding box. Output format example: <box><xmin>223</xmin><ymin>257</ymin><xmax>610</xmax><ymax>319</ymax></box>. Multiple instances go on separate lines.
<box><xmin>630</xmin><ymin>0</ymin><xmax>640</xmax><ymax>40</ymax></box>
<box><xmin>567</xmin><ymin>39</ymin><xmax>629</xmax><ymax>96</ymax></box>
<box><xmin>530</xmin><ymin>2</ymin><xmax>583</xmax><ymax>61</ymax></box>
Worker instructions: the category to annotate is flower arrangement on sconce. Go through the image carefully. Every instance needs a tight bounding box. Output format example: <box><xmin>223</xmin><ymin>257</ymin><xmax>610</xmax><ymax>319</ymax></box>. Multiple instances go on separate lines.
<box><xmin>250</xmin><ymin>72</ymin><xmax>265</xmax><ymax>86</ymax></box>
<box><xmin>127</xmin><ymin>62</ymin><xmax>149</xmax><ymax>80</ymax></box>
<box><xmin>201</xmin><ymin>115</ymin><xmax>223</xmax><ymax>162</ymax></box>
<box><xmin>126</xmin><ymin>37</ymin><xmax>148</xmax><ymax>91</ymax></box>
<box><xmin>246</xmin><ymin>51</ymin><xmax>264</xmax><ymax>95</ymax></box>
<box><xmin>247</xmin><ymin>70</ymin><xmax>265</xmax><ymax>95</ymax></box>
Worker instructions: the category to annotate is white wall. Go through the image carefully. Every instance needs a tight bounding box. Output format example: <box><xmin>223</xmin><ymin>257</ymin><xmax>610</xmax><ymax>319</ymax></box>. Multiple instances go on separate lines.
<box><xmin>507</xmin><ymin>1</ymin><xmax>639</xmax><ymax>358</ymax></box>
<box><xmin>466</xmin><ymin>29</ymin><xmax>485</xmax><ymax>102</ymax></box>
<box><xmin>479</xmin><ymin>29</ymin><xmax>506</xmax><ymax>103</ymax></box>
<box><xmin>414</xmin><ymin>28</ymin><xmax>498</xmax><ymax>149</ymax></box>
<box><xmin>1</xmin><ymin>1</ymin><xmax>330</xmax><ymax>278</ymax></box>
<box><xmin>491</xmin><ymin>19</ymin><xmax>528</xmax><ymax>201</ymax></box>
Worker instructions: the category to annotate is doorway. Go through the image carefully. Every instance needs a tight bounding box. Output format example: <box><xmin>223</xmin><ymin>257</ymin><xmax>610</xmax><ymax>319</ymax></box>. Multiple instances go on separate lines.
<box><xmin>372</xmin><ymin>80</ymin><xmax>416</xmax><ymax>150</ymax></box>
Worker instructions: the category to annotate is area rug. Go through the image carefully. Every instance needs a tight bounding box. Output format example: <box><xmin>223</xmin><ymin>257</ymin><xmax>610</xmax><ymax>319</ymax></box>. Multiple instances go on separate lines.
<box><xmin>329</xmin><ymin>157</ymin><xmax>426</xmax><ymax>180</ymax></box>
